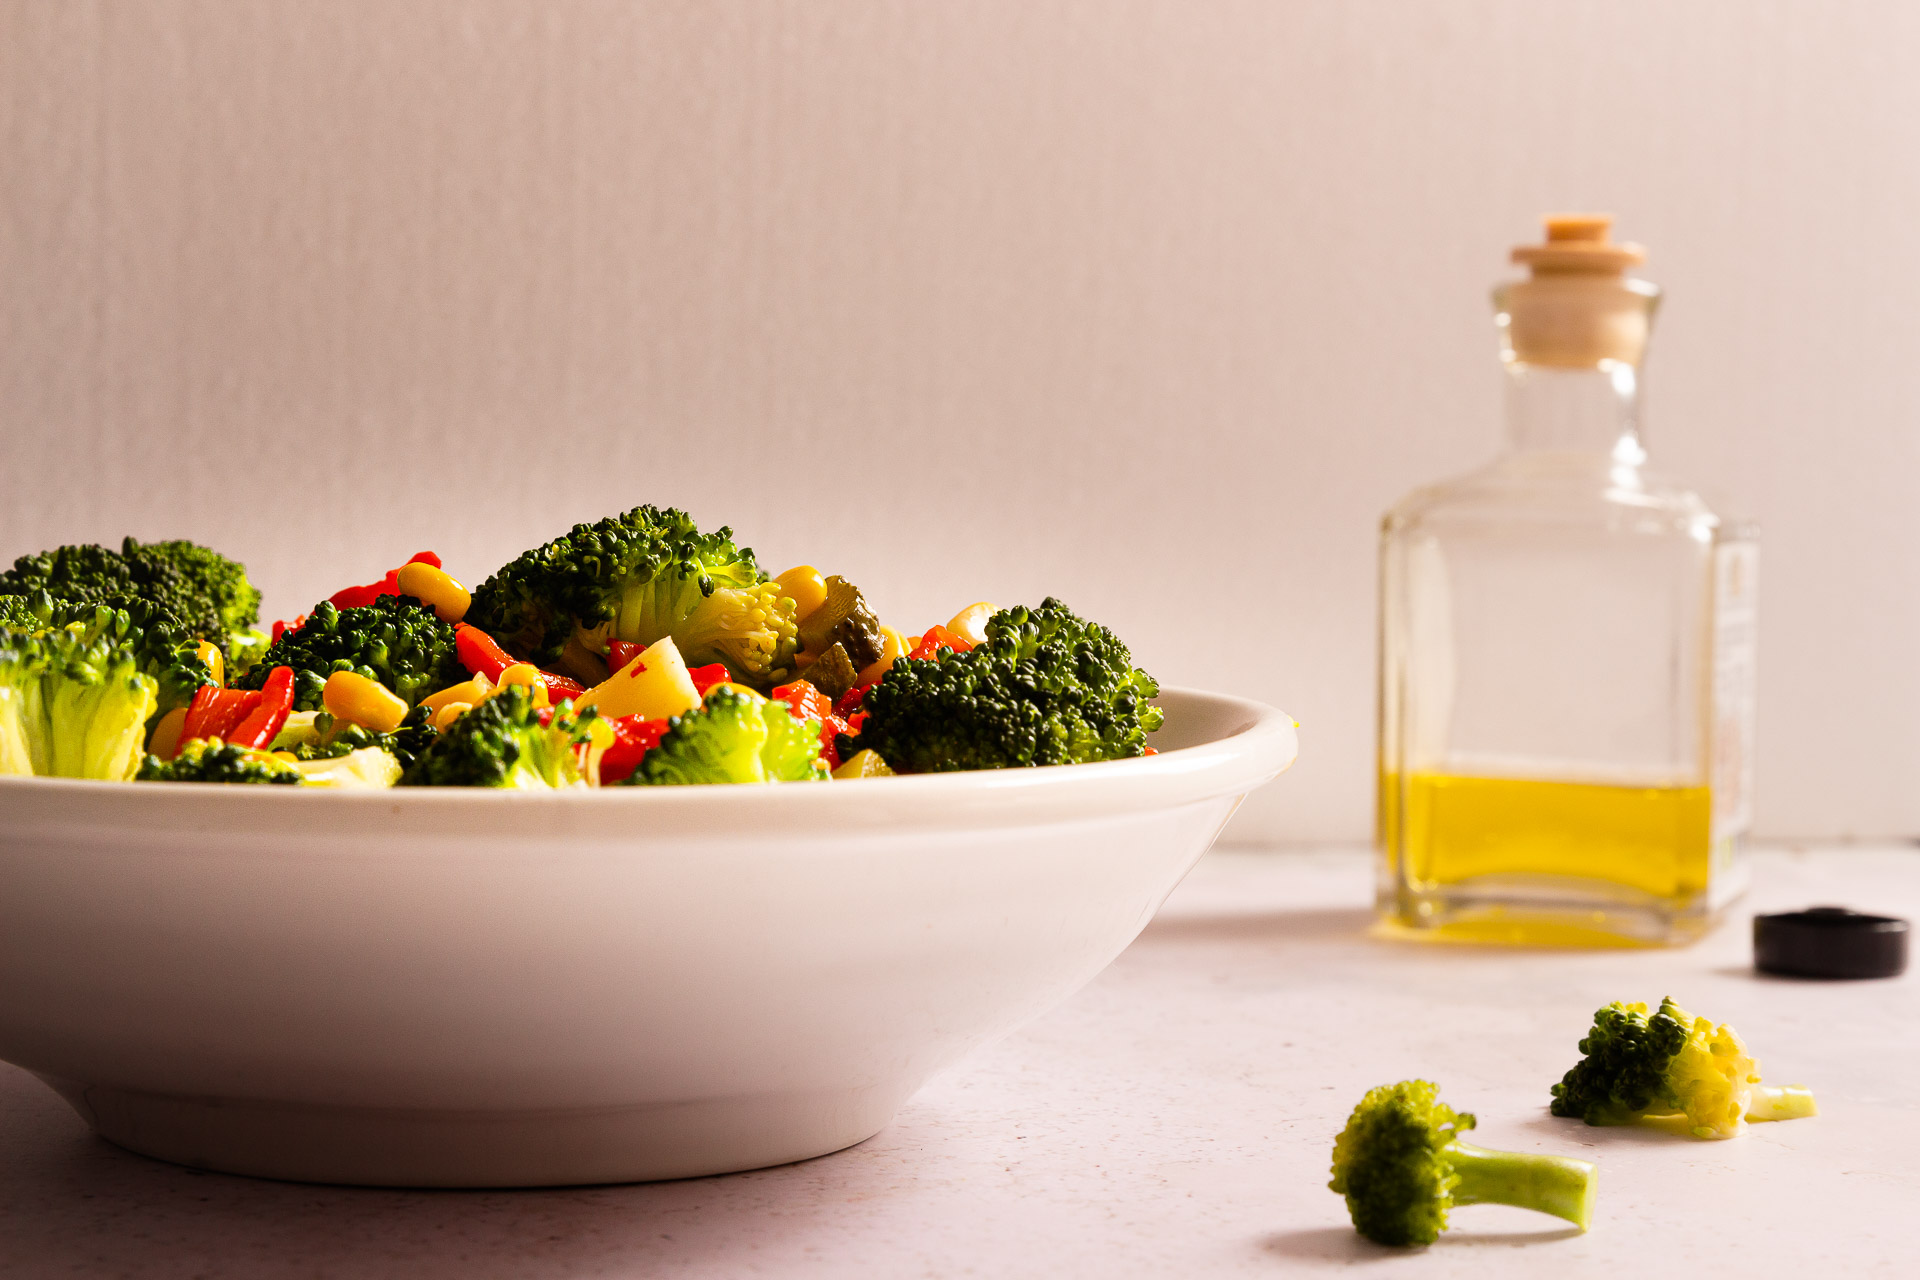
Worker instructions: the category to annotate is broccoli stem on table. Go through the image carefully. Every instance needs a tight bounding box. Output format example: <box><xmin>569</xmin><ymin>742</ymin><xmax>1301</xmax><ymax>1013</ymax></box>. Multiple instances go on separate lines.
<box><xmin>1747</xmin><ymin>1084</ymin><xmax>1819</xmax><ymax>1122</ymax></box>
<box><xmin>1447</xmin><ymin>1142</ymin><xmax>1597</xmax><ymax>1232</ymax></box>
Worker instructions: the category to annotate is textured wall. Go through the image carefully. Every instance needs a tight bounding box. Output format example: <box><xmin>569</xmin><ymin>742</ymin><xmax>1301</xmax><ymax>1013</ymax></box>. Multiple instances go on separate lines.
<box><xmin>4</xmin><ymin>1</ymin><xmax>1918</xmax><ymax>841</ymax></box>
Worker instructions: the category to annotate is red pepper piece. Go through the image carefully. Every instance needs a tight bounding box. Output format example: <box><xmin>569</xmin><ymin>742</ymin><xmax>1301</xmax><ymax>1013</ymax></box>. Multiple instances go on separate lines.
<box><xmin>834</xmin><ymin>682</ymin><xmax>869</xmax><ymax>719</ymax></box>
<box><xmin>226</xmin><ymin>666</ymin><xmax>296</xmax><ymax>750</ymax></box>
<box><xmin>908</xmin><ymin>624</ymin><xmax>973</xmax><ymax>662</ymax></box>
<box><xmin>596</xmin><ymin>715</ymin><xmax>671</xmax><ymax>784</ymax></box>
<box><xmin>328</xmin><ymin>552</ymin><xmax>444</xmax><ymax>610</ymax></box>
<box><xmin>540</xmin><ymin>671</ymin><xmax>588</xmax><ymax>704</ymax></box>
<box><xmin>770</xmin><ymin>680</ymin><xmax>833</xmax><ymax>723</ymax></box>
<box><xmin>687</xmin><ymin>663</ymin><xmax>732</xmax><ymax>696</ymax></box>
<box><xmin>179</xmin><ymin>685</ymin><xmax>262</xmax><ymax>749</ymax></box>
<box><xmin>454</xmin><ymin>624</ymin><xmax>588</xmax><ymax>703</ymax></box>
<box><xmin>607</xmin><ymin>639</ymin><xmax>645</xmax><ymax>675</ymax></box>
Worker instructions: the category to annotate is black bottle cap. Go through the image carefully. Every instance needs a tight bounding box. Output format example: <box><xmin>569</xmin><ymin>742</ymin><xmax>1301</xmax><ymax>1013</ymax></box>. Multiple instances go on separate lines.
<box><xmin>1753</xmin><ymin>907</ymin><xmax>1909</xmax><ymax>980</ymax></box>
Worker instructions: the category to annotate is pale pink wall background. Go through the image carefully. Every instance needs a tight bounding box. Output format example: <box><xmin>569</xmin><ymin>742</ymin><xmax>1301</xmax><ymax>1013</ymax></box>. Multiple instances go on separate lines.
<box><xmin>4</xmin><ymin>1</ymin><xmax>1918</xmax><ymax>842</ymax></box>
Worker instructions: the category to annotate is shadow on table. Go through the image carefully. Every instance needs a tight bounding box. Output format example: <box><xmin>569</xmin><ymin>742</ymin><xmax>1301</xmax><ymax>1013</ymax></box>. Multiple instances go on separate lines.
<box><xmin>1137</xmin><ymin>906</ymin><xmax>1375</xmax><ymax>947</ymax></box>
<box><xmin>1260</xmin><ymin>1222</ymin><xmax>1583</xmax><ymax>1263</ymax></box>
<box><xmin>0</xmin><ymin>1074</ymin><xmax>915</xmax><ymax>1280</ymax></box>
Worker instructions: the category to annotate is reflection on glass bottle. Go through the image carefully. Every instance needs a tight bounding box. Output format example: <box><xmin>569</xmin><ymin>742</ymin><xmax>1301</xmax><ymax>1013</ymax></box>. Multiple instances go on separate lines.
<box><xmin>1377</xmin><ymin>215</ymin><xmax>1756</xmax><ymax>947</ymax></box>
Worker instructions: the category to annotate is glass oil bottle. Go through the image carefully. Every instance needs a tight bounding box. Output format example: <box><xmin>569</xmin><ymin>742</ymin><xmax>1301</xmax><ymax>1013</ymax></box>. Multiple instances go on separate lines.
<box><xmin>1376</xmin><ymin>215</ymin><xmax>1756</xmax><ymax>947</ymax></box>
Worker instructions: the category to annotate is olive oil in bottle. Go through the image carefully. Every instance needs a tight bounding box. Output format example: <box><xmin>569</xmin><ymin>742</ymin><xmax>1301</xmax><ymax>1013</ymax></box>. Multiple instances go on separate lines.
<box><xmin>1376</xmin><ymin>215</ymin><xmax>1756</xmax><ymax>947</ymax></box>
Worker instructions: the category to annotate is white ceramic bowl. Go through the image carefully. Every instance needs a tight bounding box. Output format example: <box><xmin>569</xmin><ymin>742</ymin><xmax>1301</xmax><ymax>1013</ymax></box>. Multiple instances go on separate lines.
<box><xmin>0</xmin><ymin>688</ymin><xmax>1295</xmax><ymax>1187</ymax></box>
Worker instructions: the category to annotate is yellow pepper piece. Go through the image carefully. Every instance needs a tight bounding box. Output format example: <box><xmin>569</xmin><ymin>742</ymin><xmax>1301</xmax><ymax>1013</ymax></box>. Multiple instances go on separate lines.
<box><xmin>832</xmin><ymin>748</ymin><xmax>895</xmax><ymax>780</ymax></box>
<box><xmin>774</xmin><ymin>566</ymin><xmax>829</xmax><ymax>625</ymax></box>
<box><xmin>420</xmin><ymin>672</ymin><xmax>494</xmax><ymax>715</ymax></box>
<box><xmin>856</xmin><ymin>625</ymin><xmax>910</xmax><ymax>687</ymax></box>
<box><xmin>322</xmin><ymin>670</ymin><xmax>409</xmax><ymax>733</ymax></box>
<box><xmin>497</xmin><ymin>663</ymin><xmax>551</xmax><ymax>709</ymax></box>
<box><xmin>431</xmin><ymin>701</ymin><xmax>473</xmax><ymax>730</ymax></box>
<box><xmin>196</xmin><ymin>640</ymin><xmax>225</xmax><ymax>688</ymax></box>
<box><xmin>396</xmin><ymin>561</ymin><xmax>472</xmax><ymax>624</ymax></box>
<box><xmin>147</xmin><ymin>706</ymin><xmax>189</xmax><ymax>759</ymax></box>
<box><xmin>945</xmin><ymin>602</ymin><xmax>996</xmax><ymax>647</ymax></box>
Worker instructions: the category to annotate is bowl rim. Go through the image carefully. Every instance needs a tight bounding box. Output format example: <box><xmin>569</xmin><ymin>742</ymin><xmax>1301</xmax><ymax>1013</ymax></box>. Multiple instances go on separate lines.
<box><xmin>0</xmin><ymin>686</ymin><xmax>1298</xmax><ymax>838</ymax></box>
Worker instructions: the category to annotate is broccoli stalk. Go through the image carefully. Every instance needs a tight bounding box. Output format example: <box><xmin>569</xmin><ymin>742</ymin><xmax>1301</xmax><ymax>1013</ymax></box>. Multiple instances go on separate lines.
<box><xmin>848</xmin><ymin>598</ymin><xmax>1163</xmax><ymax>772</ymax></box>
<box><xmin>466</xmin><ymin>506</ymin><xmax>797</xmax><ymax>687</ymax></box>
<box><xmin>1550</xmin><ymin>997</ymin><xmax>1818</xmax><ymax>1138</ymax></box>
<box><xmin>1331</xmin><ymin>1080</ymin><xmax>1596</xmax><ymax>1247</ymax></box>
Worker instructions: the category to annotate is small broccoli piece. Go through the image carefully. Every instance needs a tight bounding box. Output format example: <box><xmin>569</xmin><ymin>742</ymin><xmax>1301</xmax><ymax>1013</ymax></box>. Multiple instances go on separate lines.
<box><xmin>0</xmin><ymin>623</ymin><xmax>159</xmax><ymax>780</ymax></box>
<box><xmin>848</xmin><ymin>598</ymin><xmax>1162</xmax><ymax>773</ymax></box>
<box><xmin>397</xmin><ymin>685</ymin><xmax>595</xmax><ymax>788</ymax></box>
<box><xmin>465</xmin><ymin>506</ymin><xmax>779</xmax><ymax>681</ymax></box>
<box><xmin>1550</xmin><ymin>997</ymin><xmax>1817</xmax><ymax>1138</ymax></box>
<box><xmin>1331</xmin><ymin>1080</ymin><xmax>1596</xmax><ymax>1247</ymax></box>
<box><xmin>290</xmin><ymin>745</ymin><xmax>402</xmax><ymax>788</ymax></box>
<box><xmin>625</xmin><ymin>686</ymin><xmax>828</xmax><ymax>786</ymax></box>
<box><xmin>1</xmin><ymin>537</ymin><xmax>261</xmax><ymax>659</ymax></box>
<box><xmin>234</xmin><ymin>595</ymin><xmax>462</xmax><ymax>712</ymax></box>
<box><xmin>137</xmin><ymin>738</ymin><xmax>302</xmax><ymax>785</ymax></box>
<box><xmin>289</xmin><ymin>706</ymin><xmax>438</xmax><ymax>771</ymax></box>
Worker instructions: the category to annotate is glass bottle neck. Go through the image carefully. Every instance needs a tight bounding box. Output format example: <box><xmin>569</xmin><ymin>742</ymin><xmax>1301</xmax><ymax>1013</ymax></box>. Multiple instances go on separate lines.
<box><xmin>1503</xmin><ymin>360</ymin><xmax>1647</xmax><ymax>465</ymax></box>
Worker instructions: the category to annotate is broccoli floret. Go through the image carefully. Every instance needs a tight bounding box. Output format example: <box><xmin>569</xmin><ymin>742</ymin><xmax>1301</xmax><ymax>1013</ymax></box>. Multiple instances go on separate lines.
<box><xmin>1331</xmin><ymin>1080</ymin><xmax>1596</xmax><ymax>1246</ymax></box>
<box><xmin>278</xmin><ymin>706</ymin><xmax>438</xmax><ymax>771</ymax></box>
<box><xmin>466</xmin><ymin>507</ymin><xmax>790</xmax><ymax>683</ymax></box>
<box><xmin>233</xmin><ymin>595</ymin><xmax>462</xmax><ymax>712</ymax></box>
<box><xmin>625</xmin><ymin>686</ymin><xmax>828</xmax><ymax>785</ymax></box>
<box><xmin>847</xmin><ymin>598</ymin><xmax>1162</xmax><ymax>773</ymax></box>
<box><xmin>137</xmin><ymin>738</ymin><xmax>302</xmax><ymax>785</ymax></box>
<box><xmin>1550</xmin><ymin>997</ymin><xmax>1818</xmax><ymax>1138</ymax></box>
<box><xmin>0</xmin><ymin>589</ymin><xmax>213</xmax><ymax>721</ymax></box>
<box><xmin>0</xmin><ymin>623</ymin><xmax>160</xmax><ymax>780</ymax></box>
<box><xmin>397</xmin><ymin>686</ymin><xmax>595</xmax><ymax>788</ymax></box>
<box><xmin>1</xmin><ymin>537</ymin><xmax>261</xmax><ymax>659</ymax></box>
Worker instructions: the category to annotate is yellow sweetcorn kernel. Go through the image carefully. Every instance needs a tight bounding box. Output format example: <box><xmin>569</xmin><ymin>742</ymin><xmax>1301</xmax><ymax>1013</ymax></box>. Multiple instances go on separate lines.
<box><xmin>196</xmin><ymin>640</ymin><xmax>225</xmax><ymax>688</ymax></box>
<box><xmin>945</xmin><ymin>602</ymin><xmax>996</xmax><ymax>647</ymax></box>
<box><xmin>322</xmin><ymin>670</ymin><xmax>409</xmax><ymax>733</ymax></box>
<box><xmin>431</xmin><ymin>701</ymin><xmax>473</xmax><ymax>730</ymax></box>
<box><xmin>396</xmin><ymin>561</ymin><xmax>472</xmax><ymax>624</ymax></box>
<box><xmin>774</xmin><ymin>566</ymin><xmax>829</xmax><ymax>625</ymax></box>
<box><xmin>420</xmin><ymin>672</ymin><xmax>494</xmax><ymax>715</ymax></box>
<box><xmin>497</xmin><ymin>663</ymin><xmax>551</xmax><ymax>709</ymax></box>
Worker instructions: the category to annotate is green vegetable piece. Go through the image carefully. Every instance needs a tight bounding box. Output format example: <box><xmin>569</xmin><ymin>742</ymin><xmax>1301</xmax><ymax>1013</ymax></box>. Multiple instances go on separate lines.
<box><xmin>1550</xmin><ymin>997</ymin><xmax>1818</xmax><ymax>1138</ymax></box>
<box><xmin>0</xmin><ymin>589</ymin><xmax>211</xmax><ymax>722</ymax></box>
<box><xmin>1331</xmin><ymin>1080</ymin><xmax>1596</xmax><ymax>1247</ymax></box>
<box><xmin>1</xmin><ymin>537</ymin><xmax>261</xmax><ymax>661</ymax></box>
<box><xmin>398</xmin><ymin>685</ymin><xmax>595</xmax><ymax>788</ymax></box>
<box><xmin>796</xmin><ymin>576</ymin><xmax>883</xmax><ymax>670</ymax></box>
<box><xmin>234</xmin><ymin>595</ymin><xmax>462</xmax><ymax>712</ymax></box>
<box><xmin>796</xmin><ymin>642</ymin><xmax>857</xmax><ymax>702</ymax></box>
<box><xmin>625</xmin><ymin>686</ymin><xmax>828</xmax><ymax>786</ymax></box>
<box><xmin>137</xmin><ymin>738</ymin><xmax>302</xmax><ymax>785</ymax></box>
<box><xmin>849</xmin><ymin>598</ymin><xmax>1162</xmax><ymax>772</ymax></box>
<box><xmin>0</xmin><ymin>620</ymin><xmax>160</xmax><ymax>781</ymax></box>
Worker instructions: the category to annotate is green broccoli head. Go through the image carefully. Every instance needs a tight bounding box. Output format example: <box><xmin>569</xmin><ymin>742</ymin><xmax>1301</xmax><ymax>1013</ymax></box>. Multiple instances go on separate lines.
<box><xmin>1331</xmin><ymin>1080</ymin><xmax>1595</xmax><ymax>1247</ymax></box>
<box><xmin>465</xmin><ymin>506</ymin><xmax>768</xmax><ymax>673</ymax></box>
<box><xmin>0</xmin><ymin>589</ymin><xmax>213</xmax><ymax>720</ymax></box>
<box><xmin>397</xmin><ymin>685</ymin><xmax>595</xmax><ymax>788</ymax></box>
<box><xmin>137</xmin><ymin>738</ymin><xmax>302</xmax><ymax>785</ymax></box>
<box><xmin>671</xmin><ymin>580</ymin><xmax>800</xmax><ymax>686</ymax></box>
<box><xmin>0</xmin><ymin>622</ymin><xmax>160</xmax><ymax>781</ymax></box>
<box><xmin>1</xmin><ymin>537</ymin><xmax>260</xmax><ymax>659</ymax></box>
<box><xmin>1549</xmin><ymin>997</ymin><xmax>1817</xmax><ymax>1138</ymax></box>
<box><xmin>625</xmin><ymin>686</ymin><xmax>828</xmax><ymax>786</ymax></box>
<box><xmin>848</xmin><ymin>598</ymin><xmax>1163</xmax><ymax>773</ymax></box>
<box><xmin>234</xmin><ymin>595</ymin><xmax>462</xmax><ymax>712</ymax></box>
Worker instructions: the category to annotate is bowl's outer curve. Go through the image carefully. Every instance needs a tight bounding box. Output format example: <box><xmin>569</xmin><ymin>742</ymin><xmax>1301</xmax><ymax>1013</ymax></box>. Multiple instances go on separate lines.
<box><xmin>0</xmin><ymin>688</ymin><xmax>1296</xmax><ymax>1186</ymax></box>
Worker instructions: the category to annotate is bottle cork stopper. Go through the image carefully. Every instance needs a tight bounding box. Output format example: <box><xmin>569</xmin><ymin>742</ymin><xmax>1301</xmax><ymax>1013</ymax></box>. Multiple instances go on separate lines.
<box><xmin>1499</xmin><ymin>213</ymin><xmax>1657</xmax><ymax>367</ymax></box>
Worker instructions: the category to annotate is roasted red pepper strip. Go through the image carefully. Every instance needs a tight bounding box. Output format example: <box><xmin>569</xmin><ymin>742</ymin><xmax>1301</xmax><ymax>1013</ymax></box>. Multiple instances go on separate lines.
<box><xmin>607</xmin><ymin>639</ymin><xmax>645</xmax><ymax>675</ymax></box>
<box><xmin>328</xmin><ymin>551</ymin><xmax>444</xmax><ymax>610</ymax></box>
<box><xmin>178</xmin><ymin>685</ymin><xmax>262</xmax><ymax>750</ymax></box>
<box><xmin>834</xmin><ymin>682</ymin><xmax>869</xmax><ymax>720</ymax></box>
<box><xmin>772</xmin><ymin>681</ymin><xmax>843</xmax><ymax>768</ymax></box>
<box><xmin>596</xmin><ymin>715</ymin><xmax>671</xmax><ymax>784</ymax></box>
<box><xmin>453</xmin><ymin>623</ymin><xmax>588</xmax><ymax>703</ymax></box>
<box><xmin>908</xmin><ymin>624</ymin><xmax>972</xmax><ymax>662</ymax></box>
<box><xmin>226</xmin><ymin>666</ymin><xmax>295</xmax><ymax>750</ymax></box>
<box><xmin>687</xmin><ymin>663</ymin><xmax>733</xmax><ymax>697</ymax></box>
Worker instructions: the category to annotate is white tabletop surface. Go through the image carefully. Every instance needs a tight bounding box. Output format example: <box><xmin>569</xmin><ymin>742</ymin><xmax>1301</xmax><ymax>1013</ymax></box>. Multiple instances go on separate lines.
<box><xmin>2</xmin><ymin>846</ymin><xmax>1915</xmax><ymax>1278</ymax></box>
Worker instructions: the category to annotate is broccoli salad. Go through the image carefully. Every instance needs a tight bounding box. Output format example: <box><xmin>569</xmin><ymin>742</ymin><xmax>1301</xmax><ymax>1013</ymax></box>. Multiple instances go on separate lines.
<box><xmin>0</xmin><ymin>507</ymin><xmax>1163</xmax><ymax>790</ymax></box>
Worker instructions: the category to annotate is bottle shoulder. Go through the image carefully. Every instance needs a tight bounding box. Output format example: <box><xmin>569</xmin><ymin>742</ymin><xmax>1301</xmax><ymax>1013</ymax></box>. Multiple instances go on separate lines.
<box><xmin>1382</xmin><ymin>454</ymin><xmax>1725</xmax><ymax>539</ymax></box>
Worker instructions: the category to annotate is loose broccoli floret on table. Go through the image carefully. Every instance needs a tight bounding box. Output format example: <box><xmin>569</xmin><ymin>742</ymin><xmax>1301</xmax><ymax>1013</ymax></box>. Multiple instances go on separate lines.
<box><xmin>625</xmin><ymin>686</ymin><xmax>828</xmax><ymax>786</ymax></box>
<box><xmin>466</xmin><ymin>506</ymin><xmax>796</xmax><ymax>686</ymax></box>
<box><xmin>0</xmin><ymin>623</ymin><xmax>160</xmax><ymax>780</ymax></box>
<box><xmin>1550</xmin><ymin>997</ymin><xmax>1817</xmax><ymax>1138</ymax></box>
<box><xmin>397</xmin><ymin>685</ymin><xmax>594</xmax><ymax>788</ymax></box>
<box><xmin>234</xmin><ymin>595</ymin><xmax>462</xmax><ymax>712</ymax></box>
<box><xmin>1331</xmin><ymin>1080</ymin><xmax>1596</xmax><ymax>1247</ymax></box>
<box><xmin>1</xmin><ymin>537</ymin><xmax>262</xmax><ymax>661</ymax></box>
<box><xmin>136</xmin><ymin>738</ymin><xmax>302</xmax><ymax>785</ymax></box>
<box><xmin>848</xmin><ymin>598</ymin><xmax>1162</xmax><ymax>772</ymax></box>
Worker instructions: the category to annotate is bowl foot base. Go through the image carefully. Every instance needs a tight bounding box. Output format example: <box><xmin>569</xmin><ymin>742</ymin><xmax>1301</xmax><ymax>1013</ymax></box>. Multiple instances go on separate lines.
<box><xmin>36</xmin><ymin>1073</ymin><xmax>905</xmax><ymax>1187</ymax></box>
